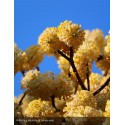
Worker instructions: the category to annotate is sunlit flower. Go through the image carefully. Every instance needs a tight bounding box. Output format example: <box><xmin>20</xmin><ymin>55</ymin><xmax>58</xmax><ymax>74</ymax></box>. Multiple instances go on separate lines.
<box><xmin>57</xmin><ymin>20</ymin><xmax>85</xmax><ymax>50</ymax></box>
<box><xmin>88</xmin><ymin>29</ymin><xmax>106</xmax><ymax>55</ymax></box>
<box><xmin>25</xmin><ymin>99</ymin><xmax>55</xmax><ymax>117</ymax></box>
<box><xmin>38</xmin><ymin>27</ymin><xmax>69</xmax><ymax>55</ymax></box>
<box><xmin>24</xmin><ymin>45</ymin><xmax>44</xmax><ymax>70</ymax></box>
<box><xmin>53</xmin><ymin>73</ymin><xmax>75</xmax><ymax>99</ymax></box>
<box><xmin>14</xmin><ymin>43</ymin><xmax>27</xmax><ymax>74</ymax></box>
<box><xmin>21</xmin><ymin>70</ymin><xmax>55</xmax><ymax>100</ymax></box>
<box><xmin>84</xmin><ymin>73</ymin><xmax>103</xmax><ymax>92</ymax></box>
<box><xmin>64</xmin><ymin>90</ymin><xmax>97</xmax><ymax>108</ymax></box>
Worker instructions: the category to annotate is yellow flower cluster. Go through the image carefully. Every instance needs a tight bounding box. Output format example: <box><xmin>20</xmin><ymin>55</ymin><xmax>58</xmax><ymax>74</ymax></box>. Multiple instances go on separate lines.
<box><xmin>105</xmin><ymin>35</ymin><xmax>110</xmax><ymax>57</ymax></box>
<box><xmin>38</xmin><ymin>27</ymin><xmax>69</xmax><ymax>56</ymax></box>
<box><xmin>14</xmin><ymin>44</ymin><xmax>44</xmax><ymax>74</ymax></box>
<box><xmin>96</xmin><ymin>34</ymin><xmax>110</xmax><ymax>72</ymax></box>
<box><xmin>25</xmin><ymin>45</ymin><xmax>44</xmax><ymax>70</ymax></box>
<box><xmin>64</xmin><ymin>105</ymin><xmax>104</xmax><ymax>125</ymax></box>
<box><xmin>57</xmin><ymin>20</ymin><xmax>85</xmax><ymax>49</ymax></box>
<box><xmin>14</xmin><ymin>43</ymin><xmax>27</xmax><ymax>74</ymax></box>
<box><xmin>64</xmin><ymin>105</ymin><xmax>103</xmax><ymax>117</ymax></box>
<box><xmin>38</xmin><ymin>27</ymin><xmax>61</xmax><ymax>55</ymax></box>
<box><xmin>21</xmin><ymin>70</ymin><xmax>42</xmax><ymax>89</ymax></box>
<box><xmin>21</xmin><ymin>70</ymin><xmax>75</xmax><ymax>100</ymax></box>
<box><xmin>87</xmin><ymin>29</ymin><xmax>106</xmax><ymax>55</ymax></box>
<box><xmin>25</xmin><ymin>99</ymin><xmax>55</xmax><ymax>117</ymax></box>
<box><xmin>64</xmin><ymin>90</ymin><xmax>97</xmax><ymax>109</ymax></box>
<box><xmin>95</xmin><ymin>76</ymin><xmax>110</xmax><ymax>111</ymax></box>
<box><xmin>76</xmin><ymin>42</ymin><xmax>100</xmax><ymax>62</ymax></box>
<box><xmin>21</xmin><ymin>70</ymin><xmax>55</xmax><ymax>100</ymax></box>
<box><xmin>54</xmin><ymin>73</ymin><xmax>75</xmax><ymax>99</ymax></box>
<box><xmin>38</xmin><ymin>21</ymin><xmax>85</xmax><ymax>56</ymax></box>
<box><xmin>104</xmin><ymin>100</ymin><xmax>110</xmax><ymax>117</ymax></box>
<box><xmin>84</xmin><ymin>30</ymin><xmax>91</xmax><ymax>40</ymax></box>
<box><xmin>84</xmin><ymin>73</ymin><xmax>103</xmax><ymax>92</ymax></box>
<box><xmin>55</xmin><ymin>98</ymin><xmax>66</xmax><ymax>111</ymax></box>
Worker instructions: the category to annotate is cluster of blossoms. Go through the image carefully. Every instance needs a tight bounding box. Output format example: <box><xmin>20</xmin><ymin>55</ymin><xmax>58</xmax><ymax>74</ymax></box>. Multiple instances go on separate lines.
<box><xmin>57</xmin><ymin>20</ymin><xmax>85</xmax><ymax>50</ymax></box>
<box><xmin>14</xmin><ymin>20</ymin><xmax>110</xmax><ymax>124</ymax></box>
<box><xmin>96</xmin><ymin>33</ymin><xmax>110</xmax><ymax>73</ymax></box>
<box><xmin>14</xmin><ymin>43</ymin><xmax>27</xmax><ymax>74</ymax></box>
<box><xmin>21</xmin><ymin>70</ymin><xmax>75</xmax><ymax>100</ymax></box>
<box><xmin>71</xmin><ymin>41</ymin><xmax>100</xmax><ymax>83</ymax></box>
<box><xmin>38</xmin><ymin>27</ymin><xmax>68</xmax><ymax>56</ymax></box>
<box><xmin>84</xmin><ymin>73</ymin><xmax>103</xmax><ymax>92</ymax></box>
<box><xmin>63</xmin><ymin>90</ymin><xmax>106</xmax><ymax>124</ymax></box>
<box><xmin>14</xmin><ymin>44</ymin><xmax>44</xmax><ymax>74</ymax></box>
<box><xmin>24</xmin><ymin>99</ymin><xmax>56</xmax><ymax>117</ymax></box>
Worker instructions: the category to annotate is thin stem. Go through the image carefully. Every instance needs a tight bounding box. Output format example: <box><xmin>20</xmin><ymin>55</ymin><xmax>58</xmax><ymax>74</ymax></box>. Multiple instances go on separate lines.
<box><xmin>86</xmin><ymin>63</ymin><xmax>90</xmax><ymax>91</ymax></box>
<box><xmin>70</xmin><ymin>47</ymin><xmax>73</xmax><ymax>60</ymax></box>
<box><xmin>17</xmin><ymin>91</ymin><xmax>27</xmax><ymax>108</ymax></box>
<box><xmin>74</xmin><ymin>84</ymin><xmax>78</xmax><ymax>94</ymax></box>
<box><xmin>68</xmin><ymin>72</ymin><xmax>71</xmax><ymax>77</ymax></box>
<box><xmin>58</xmin><ymin>48</ymin><xmax>87</xmax><ymax>90</ymax></box>
<box><xmin>21</xmin><ymin>71</ymin><xmax>25</xmax><ymax>77</ymax></box>
<box><xmin>36</xmin><ymin>66</ymin><xmax>40</xmax><ymax>71</ymax></box>
<box><xmin>93</xmin><ymin>76</ymin><xmax>110</xmax><ymax>96</ymax></box>
<box><xmin>96</xmin><ymin>55</ymin><xmax>103</xmax><ymax>62</ymax></box>
<box><xmin>50</xmin><ymin>95</ymin><xmax>60</xmax><ymax>112</ymax></box>
<box><xmin>58</xmin><ymin>50</ymin><xmax>70</xmax><ymax>61</ymax></box>
<box><xmin>70</xmin><ymin>60</ymin><xmax>87</xmax><ymax>90</ymax></box>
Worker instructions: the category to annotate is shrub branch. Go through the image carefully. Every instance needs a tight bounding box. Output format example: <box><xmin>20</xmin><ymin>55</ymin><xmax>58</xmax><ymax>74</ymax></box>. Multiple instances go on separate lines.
<box><xmin>50</xmin><ymin>95</ymin><xmax>60</xmax><ymax>112</ymax></box>
<box><xmin>58</xmin><ymin>48</ymin><xmax>87</xmax><ymax>90</ymax></box>
<box><xmin>86</xmin><ymin>63</ymin><xmax>90</xmax><ymax>91</ymax></box>
<box><xmin>18</xmin><ymin>91</ymin><xmax>27</xmax><ymax>106</ymax></box>
<box><xmin>93</xmin><ymin>76</ymin><xmax>110</xmax><ymax>96</ymax></box>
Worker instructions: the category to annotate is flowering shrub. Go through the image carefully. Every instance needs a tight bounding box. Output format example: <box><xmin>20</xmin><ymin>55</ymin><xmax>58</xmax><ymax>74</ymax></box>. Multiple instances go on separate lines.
<box><xmin>14</xmin><ymin>20</ymin><xmax>110</xmax><ymax>125</ymax></box>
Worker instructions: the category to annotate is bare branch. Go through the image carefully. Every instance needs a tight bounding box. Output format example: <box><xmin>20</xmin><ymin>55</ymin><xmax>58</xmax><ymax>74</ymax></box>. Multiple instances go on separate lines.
<box><xmin>96</xmin><ymin>55</ymin><xmax>104</xmax><ymax>62</ymax></box>
<box><xmin>21</xmin><ymin>71</ymin><xmax>25</xmax><ymax>77</ymax></box>
<box><xmin>70</xmin><ymin>47</ymin><xmax>73</xmax><ymax>60</ymax></box>
<box><xmin>18</xmin><ymin>91</ymin><xmax>27</xmax><ymax>107</ymax></box>
<box><xmin>74</xmin><ymin>84</ymin><xmax>78</xmax><ymax>94</ymax></box>
<box><xmin>93</xmin><ymin>76</ymin><xmax>110</xmax><ymax>96</ymax></box>
<box><xmin>86</xmin><ymin>63</ymin><xmax>90</xmax><ymax>91</ymax></box>
<box><xmin>58</xmin><ymin>48</ymin><xmax>87</xmax><ymax>90</ymax></box>
<box><xmin>36</xmin><ymin>66</ymin><xmax>40</xmax><ymax>71</ymax></box>
<box><xmin>57</xmin><ymin>50</ymin><xmax>70</xmax><ymax>61</ymax></box>
<box><xmin>50</xmin><ymin>95</ymin><xmax>60</xmax><ymax>112</ymax></box>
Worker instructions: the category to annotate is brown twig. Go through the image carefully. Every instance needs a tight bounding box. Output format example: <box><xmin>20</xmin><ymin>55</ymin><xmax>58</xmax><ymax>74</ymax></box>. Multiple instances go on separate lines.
<box><xmin>74</xmin><ymin>84</ymin><xmax>78</xmax><ymax>94</ymax></box>
<box><xmin>36</xmin><ymin>66</ymin><xmax>40</xmax><ymax>71</ymax></box>
<box><xmin>86</xmin><ymin>63</ymin><xmax>90</xmax><ymax>91</ymax></box>
<box><xmin>68</xmin><ymin>72</ymin><xmax>71</xmax><ymax>77</ymax></box>
<box><xmin>96</xmin><ymin>55</ymin><xmax>104</xmax><ymax>62</ymax></box>
<box><xmin>21</xmin><ymin>71</ymin><xmax>25</xmax><ymax>77</ymax></box>
<box><xmin>58</xmin><ymin>50</ymin><xmax>70</xmax><ymax>61</ymax></box>
<box><xmin>58</xmin><ymin>48</ymin><xmax>87</xmax><ymax>90</ymax></box>
<box><xmin>18</xmin><ymin>91</ymin><xmax>27</xmax><ymax>108</ymax></box>
<box><xmin>50</xmin><ymin>95</ymin><xmax>60</xmax><ymax>112</ymax></box>
<box><xmin>93</xmin><ymin>76</ymin><xmax>110</xmax><ymax>96</ymax></box>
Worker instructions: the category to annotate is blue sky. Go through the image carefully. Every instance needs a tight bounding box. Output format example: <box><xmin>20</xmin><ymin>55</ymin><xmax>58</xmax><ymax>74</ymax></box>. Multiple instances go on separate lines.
<box><xmin>14</xmin><ymin>0</ymin><xmax>110</xmax><ymax>96</ymax></box>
